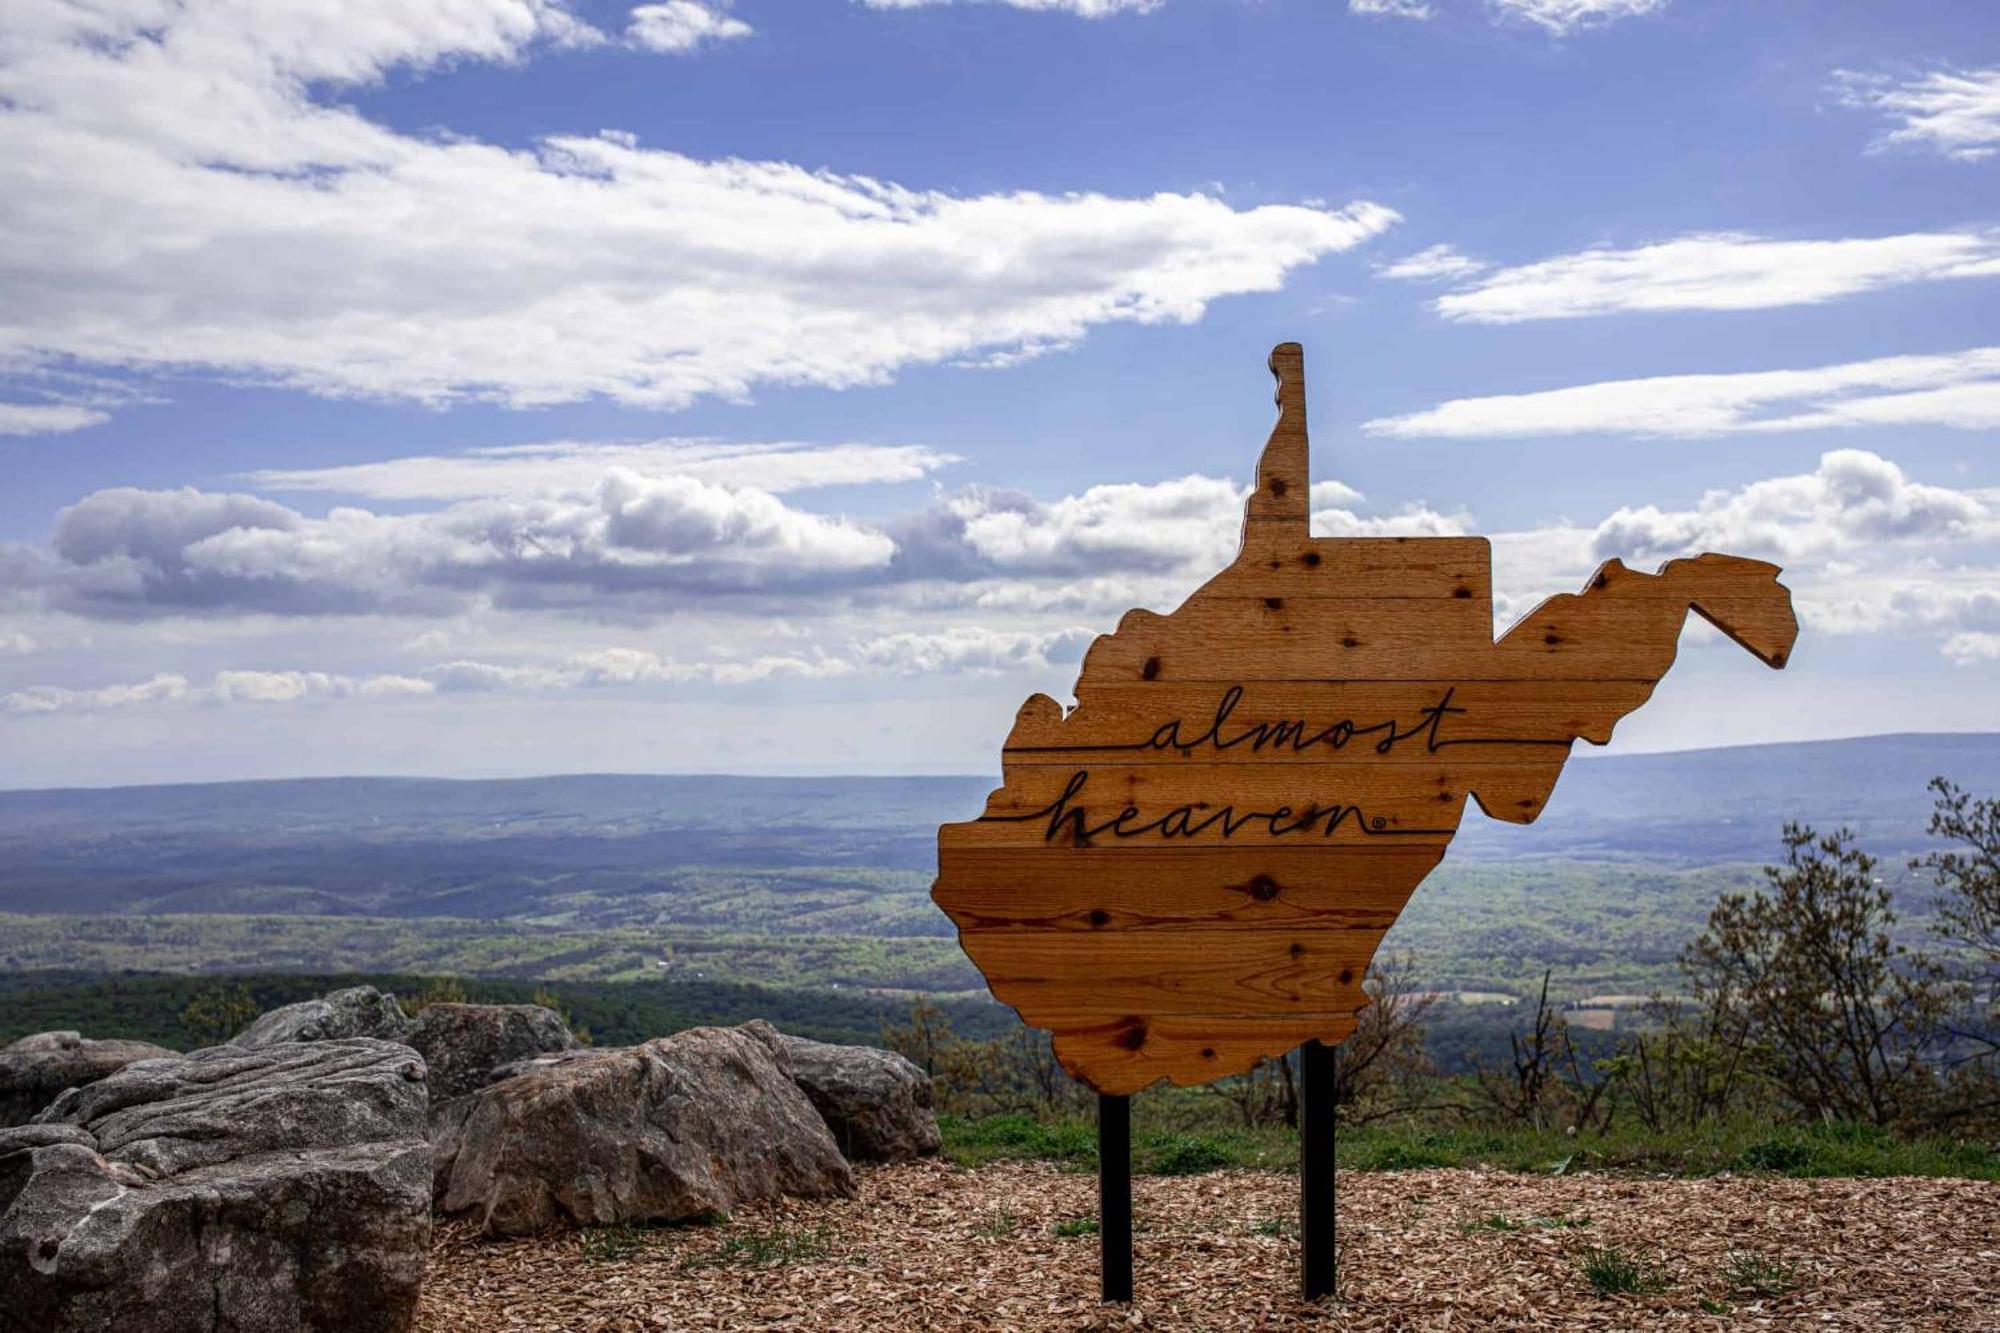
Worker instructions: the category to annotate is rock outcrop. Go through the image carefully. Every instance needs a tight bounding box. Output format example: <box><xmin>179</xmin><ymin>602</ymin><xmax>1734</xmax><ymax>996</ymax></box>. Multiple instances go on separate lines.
<box><xmin>231</xmin><ymin>985</ymin><xmax>413</xmax><ymax>1049</ymax></box>
<box><xmin>433</xmin><ymin>1025</ymin><xmax>852</xmax><ymax>1236</ymax></box>
<box><xmin>0</xmin><ymin>1032</ymin><xmax>176</xmax><ymax>1128</ymax></box>
<box><xmin>0</xmin><ymin>1039</ymin><xmax>431</xmax><ymax>1333</ymax></box>
<box><xmin>743</xmin><ymin>1021</ymin><xmax>940</xmax><ymax>1163</ymax></box>
<box><xmin>409</xmin><ymin>1002</ymin><xmax>576</xmax><ymax>1101</ymax></box>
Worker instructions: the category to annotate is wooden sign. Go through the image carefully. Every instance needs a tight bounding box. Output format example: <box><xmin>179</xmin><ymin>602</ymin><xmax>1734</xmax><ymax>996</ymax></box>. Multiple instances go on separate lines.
<box><xmin>933</xmin><ymin>342</ymin><xmax>1799</xmax><ymax>1096</ymax></box>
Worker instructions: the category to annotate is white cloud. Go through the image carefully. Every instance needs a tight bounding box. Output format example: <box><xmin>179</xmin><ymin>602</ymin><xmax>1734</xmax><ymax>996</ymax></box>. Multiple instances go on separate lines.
<box><xmin>1350</xmin><ymin>0</ymin><xmax>1434</xmax><ymax>19</ymax></box>
<box><xmin>859</xmin><ymin>0</ymin><xmax>1163</xmax><ymax>15</ymax></box>
<box><xmin>0</xmin><ymin>402</ymin><xmax>108</xmax><ymax>436</ymax></box>
<box><xmin>1378</xmin><ymin>244</ymin><xmax>1485</xmax><ymax>281</ymax></box>
<box><xmin>3</xmin><ymin>672</ymin><xmax>193</xmax><ymax>715</ymax></box>
<box><xmin>626</xmin><ymin>1</ymin><xmax>750</xmax><ymax>52</ymax></box>
<box><xmin>1432</xmin><ymin>230</ymin><xmax>2000</xmax><ymax>323</ymax></box>
<box><xmin>852</xmin><ymin>625</ymin><xmax>1094</xmax><ymax>674</ymax></box>
<box><xmin>0</xmin><ymin>1</ymin><xmax>1393</xmax><ymax>412</ymax></box>
<box><xmin>426</xmin><ymin>646</ymin><xmax>849</xmax><ymax>691</ymax></box>
<box><xmin>1835</xmin><ymin>67</ymin><xmax>2000</xmax><ymax>162</ymax></box>
<box><xmin>246</xmin><ymin>440</ymin><xmax>956</xmax><ymax>501</ymax></box>
<box><xmin>41</xmin><ymin>469</ymin><xmax>900</xmax><ymax>616</ymax></box>
<box><xmin>1942</xmin><ymin>632</ymin><xmax>2000</xmax><ymax>665</ymax></box>
<box><xmin>1490</xmin><ymin>0</ymin><xmax>1662</xmax><ymax>35</ymax></box>
<box><xmin>1364</xmin><ymin>347</ymin><xmax>2000</xmax><ymax>439</ymax></box>
<box><xmin>1587</xmin><ymin>449</ymin><xmax>1993</xmax><ymax>567</ymax></box>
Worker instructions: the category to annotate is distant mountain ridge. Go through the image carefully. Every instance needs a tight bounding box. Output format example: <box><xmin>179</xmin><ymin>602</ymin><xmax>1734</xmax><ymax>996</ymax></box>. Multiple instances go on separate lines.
<box><xmin>0</xmin><ymin>732</ymin><xmax>1992</xmax><ymax>920</ymax></box>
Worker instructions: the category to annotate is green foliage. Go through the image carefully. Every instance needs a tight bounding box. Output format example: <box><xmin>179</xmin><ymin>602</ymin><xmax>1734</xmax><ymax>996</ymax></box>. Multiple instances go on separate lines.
<box><xmin>1247</xmin><ymin>1216</ymin><xmax>1295</xmax><ymax>1237</ymax></box>
<box><xmin>1575</xmin><ymin>1245</ymin><xmax>1669</xmax><ymax>1297</ymax></box>
<box><xmin>403</xmin><ymin>976</ymin><xmax>468</xmax><ymax>1014</ymax></box>
<box><xmin>580</xmin><ymin>1226</ymin><xmax>656</xmax><ymax>1263</ymax></box>
<box><xmin>177</xmin><ymin>981</ymin><xmax>259</xmax><ymax>1046</ymax></box>
<box><xmin>1459</xmin><ymin>1213</ymin><xmax>1519</xmax><ymax>1232</ymax></box>
<box><xmin>972</xmin><ymin>1213</ymin><xmax>1018</xmax><ymax>1238</ymax></box>
<box><xmin>1720</xmin><ymin>1250</ymin><xmax>1799</xmax><ymax>1298</ymax></box>
<box><xmin>1052</xmin><ymin>1217</ymin><xmax>1098</xmax><ymax>1238</ymax></box>
<box><xmin>1144</xmin><ymin>1134</ymin><xmax>1235</xmax><ymax>1177</ymax></box>
<box><xmin>938</xmin><ymin>1114</ymin><xmax>1097</xmax><ymax>1170</ymax></box>
<box><xmin>687</xmin><ymin>1223</ymin><xmax>833</xmax><ymax>1269</ymax></box>
<box><xmin>1684</xmin><ymin>825</ymin><xmax>1954</xmax><ymax>1128</ymax></box>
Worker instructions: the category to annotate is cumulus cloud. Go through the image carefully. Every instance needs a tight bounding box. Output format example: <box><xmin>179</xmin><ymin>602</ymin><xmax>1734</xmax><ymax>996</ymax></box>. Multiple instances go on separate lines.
<box><xmin>1378</xmin><ymin>244</ymin><xmax>1485</xmax><ymax>281</ymax></box>
<box><xmin>0</xmin><ymin>402</ymin><xmax>108</xmax><ymax>436</ymax></box>
<box><xmin>1942</xmin><ymin>632</ymin><xmax>2000</xmax><ymax>665</ymax></box>
<box><xmin>0</xmin><ymin>0</ymin><xmax>1393</xmax><ymax>414</ymax></box>
<box><xmin>246</xmin><ymin>440</ymin><xmax>956</xmax><ymax>502</ymax></box>
<box><xmin>1489</xmin><ymin>0</ymin><xmax>1662</xmax><ymax>35</ymax></box>
<box><xmin>1587</xmin><ymin>449</ymin><xmax>1993</xmax><ymax>566</ymax></box>
<box><xmin>39</xmin><ymin>470</ymin><xmax>899</xmax><ymax>617</ymax></box>
<box><xmin>1364</xmin><ymin>347</ymin><xmax>2000</xmax><ymax>439</ymax></box>
<box><xmin>852</xmin><ymin>625</ymin><xmax>1094</xmax><ymax>674</ymax></box>
<box><xmin>1834</xmin><ymin>67</ymin><xmax>2000</xmax><ymax>162</ymax></box>
<box><xmin>626</xmin><ymin>1</ymin><xmax>750</xmax><ymax>52</ymax></box>
<box><xmin>1432</xmin><ymin>230</ymin><xmax>2000</xmax><ymax>323</ymax></box>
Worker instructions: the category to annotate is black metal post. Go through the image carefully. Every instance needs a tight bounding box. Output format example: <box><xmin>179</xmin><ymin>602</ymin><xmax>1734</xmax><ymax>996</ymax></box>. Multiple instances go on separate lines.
<box><xmin>1098</xmin><ymin>1092</ymin><xmax>1132</xmax><ymax>1302</ymax></box>
<box><xmin>1299</xmin><ymin>1039</ymin><xmax>1337</xmax><ymax>1301</ymax></box>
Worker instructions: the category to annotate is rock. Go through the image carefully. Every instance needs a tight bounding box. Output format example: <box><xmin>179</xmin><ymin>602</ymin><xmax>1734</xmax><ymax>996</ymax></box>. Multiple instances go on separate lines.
<box><xmin>408</xmin><ymin>1002</ymin><xmax>576</xmax><ymax>1100</ymax></box>
<box><xmin>1</xmin><ymin>1039</ymin><xmax>431</xmax><ymax>1332</ymax></box>
<box><xmin>232</xmin><ymin>985</ymin><xmax>413</xmax><ymax>1049</ymax></box>
<box><xmin>742</xmin><ymin>1021</ymin><xmax>940</xmax><ymax>1164</ymax></box>
<box><xmin>434</xmin><ymin>1025</ymin><xmax>852</xmax><ymax>1236</ymax></box>
<box><xmin>0</xmin><ymin>1032</ymin><xmax>177</xmax><ymax>1128</ymax></box>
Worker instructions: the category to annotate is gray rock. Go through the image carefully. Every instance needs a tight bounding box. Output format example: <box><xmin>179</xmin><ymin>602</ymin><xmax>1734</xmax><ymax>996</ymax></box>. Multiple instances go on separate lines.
<box><xmin>743</xmin><ymin>1021</ymin><xmax>941</xmax><ymax>1164</ymax></box>
<box><xmin>0</xmin><ymin>1032</ymin><xmax>177</xmax><ymax>1128</ymax></box>
<box><xmin>433</xmin><ymin>1025</ymin><xmax>852</xmax><ymax>1236</ymax></box>
<box><xmin>232</xmin><ymin>985</ymin><xmax>412</xmax><ymax>1049</ymax></box>
<box><xmin>409</xmin><ymin>1002</ymin><xmax>576</xmax><ymax>1100</ymax></box>
<box><xmin>1</xmin><ymin>1039</ymin><xmax>431</xmax><ymax>1332</ymax></box>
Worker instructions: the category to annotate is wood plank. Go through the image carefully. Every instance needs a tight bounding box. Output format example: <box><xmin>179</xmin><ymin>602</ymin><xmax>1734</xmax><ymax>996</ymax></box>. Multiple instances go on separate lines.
<box><xmin>1009</xmin><ymin>679</ymin><xmax>1656</xmax><ymax>763</ymax></box>
<box><xmin>954</xmin><ymin>760</ymin><xmax>1581</xmax><ymax>846</ymax></box>
<box><xmin>1033</xmin><ymin>1013</ymin><xmax>1365</xmax><ymax>1095</ymax></box>
<box><xmin>961</xmin><ymin>927</ymin><xmax>1388</xmax><ymax>1017</ymax></box>
<box><xmin>934</xmin><ymin>845</ymin><xmax>1437</xmax><ymax>931</ymax></box>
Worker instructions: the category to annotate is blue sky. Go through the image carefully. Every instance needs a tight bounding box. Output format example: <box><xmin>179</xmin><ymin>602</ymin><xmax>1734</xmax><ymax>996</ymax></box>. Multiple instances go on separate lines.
<box><xmin>0</xmin><ymin>0</ymin><xmax>1996</xmax><ymax>786</ymax></box>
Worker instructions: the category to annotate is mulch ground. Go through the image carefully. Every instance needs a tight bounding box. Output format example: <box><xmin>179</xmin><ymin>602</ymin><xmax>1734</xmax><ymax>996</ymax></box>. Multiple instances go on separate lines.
<box><xmin>418</xmin><ymin>1160</ymin><xmax>2000</xmax><ymax>1331</ymax></box>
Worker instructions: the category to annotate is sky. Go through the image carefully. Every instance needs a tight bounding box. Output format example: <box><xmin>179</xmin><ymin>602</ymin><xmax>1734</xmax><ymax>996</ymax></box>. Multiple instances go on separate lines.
<box><xmin>0</xmin><ymin>0</ymin><xmax>1996</xmax><ymax>787</ymax></box>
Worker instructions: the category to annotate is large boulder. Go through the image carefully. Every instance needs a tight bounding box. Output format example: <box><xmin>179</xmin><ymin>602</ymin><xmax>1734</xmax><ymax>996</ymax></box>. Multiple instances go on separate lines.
<box><xmin>232</xmin><ymin>985</ymin><xmax>412</xmax><ymax>1049</ymax></box>
<box><xmin>742</xmin><ymin>1021</ymin><xmax>941</xmax><ymax>1163</ymax></box>
<box><xmin>0</xmin><ymin>1039</ymin><xmax>431</xmax><ymax>1333</ymax></box>
<box><xmin>409</xmin><ymin>1002</ymin><xmax>575</xmax><ymax>1101</ymax></box>
<box><xmin>433</xmin><ymin>1025</ymin><xmax>852</xmax><ymax>1236</ymax></box>
<box><xmin>0</xmin><ymin>1033</ymin><xmax>176</xmax><ymax>1128</ymax></box>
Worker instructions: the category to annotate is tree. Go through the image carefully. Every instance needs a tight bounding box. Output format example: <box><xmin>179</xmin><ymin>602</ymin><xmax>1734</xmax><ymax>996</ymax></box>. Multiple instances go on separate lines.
<box><xmin>1911</xmin><ymin>777</ymin><xmax>2000</xmax><ymax>1120</ymax></box>
<box><xmin>179</xmin><ymin>981</ymin><xmax>260</xmax><ymax>1047</ymax></box>
<box><xmin>1684</xmin><ymin>824</ymin><xmax>1952</xmax><ymax>1127</ymax></box>
<box><xmin>1914</xmin><ymin>777</ymin><xmax>2000</xmax><ymax>982</ymax></box>
<box><xmin>1330</xmin><ymin>953</ymin><xmax>1446</xmax><ymax>1126</ymax></box>
<box><xmin>1472</xmin><ymin>970</ymin><xmax>1613</xmax><ymax>1133</ymax></box>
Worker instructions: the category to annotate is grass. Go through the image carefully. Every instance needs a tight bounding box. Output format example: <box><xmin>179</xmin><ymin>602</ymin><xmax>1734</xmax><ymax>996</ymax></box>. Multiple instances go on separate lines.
<box><xmin>1720</xmin><ymin>1250</ymin><xmax>1799</xmax><ymax>1298</ymax></box>
<box><xmin>1575</xmin><ymin>1245</ymin><xmax>1670</xmax><ymax>1297</ymax></box>
<box><xmin>1248</xmin><ymin>1216</ymin><xmax>1296</xmax><ymax>1237</ymax></box>
<box><xmin>1053</xmin><ymin>1217</ymin><xmax>1099</xmax><ymax>1238</ymax></box>
<box><xmin>940</xmin><ymin>1113</ymin><xmax>1999</xmax><ymax>1182</ymax></box>
<box><xmin>1459</xmin><ymin>1212</ymin><xmax>1520</xmax><ymax>1232</ymax></box>
<box><xmin>684</xmin><ymin>1223</ymin><xmax>834</xmax><ymax>1270</ymax></box>
<box><xmin>580</xmin><ymin>1226</ymin><xmax>654</xmax><ymax>1263</ymax></box>
<box><xmin>938</xmin><ymin>1115</ymin><xmax>1293</xmax><ymax>1174</ymax></box>
<box><xmin>972</xmin><ymin>1212</ymin><xmax>1019</xmax><ymax>1238</ymax></box>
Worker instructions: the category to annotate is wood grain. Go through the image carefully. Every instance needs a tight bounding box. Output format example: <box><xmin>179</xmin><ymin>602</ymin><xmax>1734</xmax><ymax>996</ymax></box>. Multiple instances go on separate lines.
<box><xmin>932</xmin><ymin>342</ymin><xmax>1799</xmax><ymax>1094</ymax></box>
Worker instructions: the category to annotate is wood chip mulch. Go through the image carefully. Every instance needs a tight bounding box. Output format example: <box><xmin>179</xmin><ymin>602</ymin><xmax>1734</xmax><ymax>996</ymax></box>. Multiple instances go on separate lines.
<box><xmin>418</xmin><ymin>1161</ymin><xmax>2000</xmax><ymax>1331</ymax></box>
